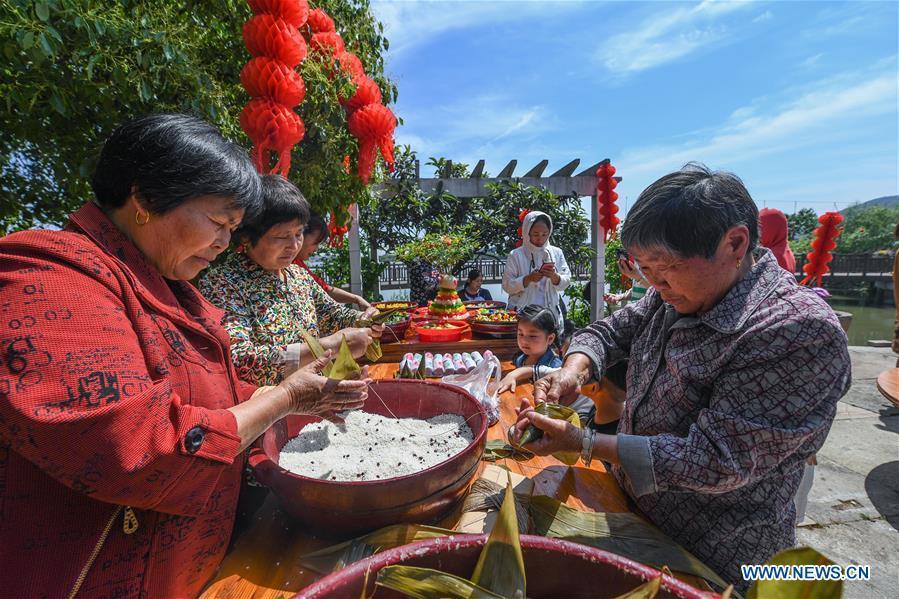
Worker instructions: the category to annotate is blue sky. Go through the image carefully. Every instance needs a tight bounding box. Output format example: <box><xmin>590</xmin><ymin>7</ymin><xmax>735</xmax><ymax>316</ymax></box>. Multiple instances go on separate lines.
<box><xmin>370</xmin><ymin>0</ymin><xmax>898</xmax><ymax>216</ymax></box>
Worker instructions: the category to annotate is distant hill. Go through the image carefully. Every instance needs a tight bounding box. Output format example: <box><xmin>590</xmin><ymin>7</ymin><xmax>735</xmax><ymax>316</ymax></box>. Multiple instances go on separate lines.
<box><xmin>842</xmin><ymin>195</ymin><xmax>898</xmax><ymax>212</ymax></box>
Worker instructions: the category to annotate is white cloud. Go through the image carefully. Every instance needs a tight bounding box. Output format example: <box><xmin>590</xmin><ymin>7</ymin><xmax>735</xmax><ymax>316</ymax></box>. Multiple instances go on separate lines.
<box><xmin>595</xmin><ymin>0</ymin><xmax>759</xmax><ymax>75</ymax></box>
<box><xmin>798</xmin><ymin>53</ymin><xmax>824</xmax><ymax>69</ymax></box>
<box><xmin>372</xmin><ymin>0</ymin><xmax>583</xmax><ymax>58</ymax></box>
<box><xmin>752</xmin><ymin>10</ymin><xmax>772</xmax><ymax>23</ymax></box>
<box><xmin>618</xmin><ymin>65</ymin><xmax>898</xmax><ymax>178</ymax></box>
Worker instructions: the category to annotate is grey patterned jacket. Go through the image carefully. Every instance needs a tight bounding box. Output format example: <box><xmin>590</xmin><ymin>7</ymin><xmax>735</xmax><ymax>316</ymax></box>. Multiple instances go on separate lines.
<box><xmin>568</xmin><ymin>249</ymin><xmax>851</xmax><ymax>589</ymax></box>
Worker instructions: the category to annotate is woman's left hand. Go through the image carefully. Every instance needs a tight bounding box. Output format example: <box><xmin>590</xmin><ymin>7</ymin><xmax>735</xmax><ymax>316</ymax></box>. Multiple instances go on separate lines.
<box><xmin>361</xmin><ymin>306</ymin><xmax>379</xmax><ymax>320</ymax></box>
<box><xmin>510</xmin><ymin>399</ymin><xmax>582</xmax><ymax>455</ymax></box>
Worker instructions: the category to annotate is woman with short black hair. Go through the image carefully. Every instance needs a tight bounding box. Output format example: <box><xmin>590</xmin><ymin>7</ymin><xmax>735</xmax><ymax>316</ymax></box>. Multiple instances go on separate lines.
<box><xmin>459</xmin><ymin>268</ymin><xmax>493</xmax><ymax>302</ymax></box>
<box><xmin>200</xmin><ymin>176</ymin><xmax>381</xmax><ymax>386</ymax></box>
<box><xmin>513</xmin><ymin>163</ymin><xmax>851</xmax><ymax>591</ymax></box>
<box><xmin>0</xmin><ymin>114</ymin><xmax>369</xmax><ymax>598</ymax></box>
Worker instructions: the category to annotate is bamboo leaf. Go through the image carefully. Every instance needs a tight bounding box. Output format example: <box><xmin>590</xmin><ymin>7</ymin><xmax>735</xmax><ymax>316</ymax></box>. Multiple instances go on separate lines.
<box><xmin>301</xmin><ymin>523</ymin><xmax>455</xmax><ymax>573</ymax></box>
<box><xmin>527</xmin><ymin>496</ymin><xmax>730</xmax><ymax>591</ymax></box>
<box><xmin>364</xmin><ymin>339</ymin><xmax>382</xmax><ymax>363</ymax></box>
<box><xmin>377</xmin><ymin>565</ymin><xmax>503</xmax><ymax>599</ymax></box>
<box><xmin>746</xmin><ymin>547</ymin><xmax>842</xmax><ymax>599</ymax></box>
<box><xmin>356</xmin><ymin>307</ymin><xmax>404</xmax><ymax>326</ymax></box>
<box><xmin>482</xmin><ymin>439</ymin><xmax>534</xmax><ymax>462</ymax></box>
<box><xmin>328</xmin><ymin>335</ymin><xmax>361</xmax><ymax>381</ymax></box>
<box><xmin>471</xmin><ymin>476</ymin><xmax>526</xmax><ymax>598</ymax></box>
<box><xmin>301</xmin><ymin>330</ymin><xmax>333</xmax><ymax>377</ymax></box>
<box><xmin>614</xmin><ymin>576</ymin><xmax>661</xmax><ymax>598</ymax></box>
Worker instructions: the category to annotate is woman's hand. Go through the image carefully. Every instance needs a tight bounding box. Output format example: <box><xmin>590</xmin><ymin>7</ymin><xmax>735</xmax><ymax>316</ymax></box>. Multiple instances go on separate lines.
<box><xmin>524</xmin><ymin>270</ymin><xmax>545</xmax><ymax>285</ymax></box>
<box><xmin>533</xmin><ymin>362</ymin><xmax>589</xmax><ymax>405</ymax></box>
<box><xmin>360</xmin><ymin>305</ymin><xmax>378</xmax><ymax>319</ymax></box>
<box><xmin>369</xmin><ymin>323</ymin><xmax>384</xmax><ymax>339</ymax></box>
<box><xmin>510</xmin><ymin>399</ymin><xmax>581</xmax><ymax>455</ymax></box>
<box><xmin>342</xmin><ymin>327</ymin><xmax>375</xmax><ymax>357</ymax></box>
<box><xmin>281</xmin><ymin>354</ymin><xmax>371</xmax><ymax>422</ymax></box>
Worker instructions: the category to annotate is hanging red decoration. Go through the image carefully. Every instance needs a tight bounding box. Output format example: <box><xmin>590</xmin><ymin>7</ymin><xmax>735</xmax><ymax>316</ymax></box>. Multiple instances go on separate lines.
<box><xmin>339</xmin><ymin>76</ymin><xmax>382</xmax><ymax>112</ymax></box>
<box><xmin>306</xmin><ymin>8</ymin><xmax>335</xmax><ymax>33</ymax></box>
<box><xmin>514</xmin><ymin>209</ymin><xmax>530</xmax><ymax>247</ymax></box>
<box><xmin>240</xmin><ymin>99</ymin><xmax>306</xmax><ymax>176</ymax></box>
<box><xmin>347</xmin><ymin>103</ymin><xmax>396</xmax><ymax>184</ymax></box>
<box><xmin>310</xmin><ymin>31</ymin><xmax>345</xmax><ymax>56</ymax></box>
<box><xmin>248</xmin><ymin>0</ymin><xmax>309</xmax><ymax>27</ymax></box>
<box><xmin>342</xmin><ymin>154</ymin><xmax>351</xmax><ymax>174</ymax></box>
<box><xmin>799</xmin><ymin>212</ymin><xmax>844</xmax><ymax>287</ymax></box>
<box><xmin>240</xmin><ymin>57</ymin><xmax>306</xmax><ymax>107</ymax></box>
<box><xmin>596</xmin><ymin>162</ymin><xmax>620</xmax><ymax>242</ymax></box>
<box><xmin>243</xmin><ymin>14</ymin><xmax>307</xmax><ymax>68</ymax></box>
<box><xmin>328</xmin><ymin>209</ymin><xmax>350</xmax><ymax>248</ymax></box>
<box><xmin>334</xmin><ymin>51</ymin><xmax>365</xmax><ymax>81</ymax></box>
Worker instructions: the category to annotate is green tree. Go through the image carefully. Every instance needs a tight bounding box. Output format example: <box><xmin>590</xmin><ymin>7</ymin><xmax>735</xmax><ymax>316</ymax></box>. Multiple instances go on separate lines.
<box><xmin>837</xmin><ymin>204</ymin><xmax>899</xmax><ymax>253</ymax></box>
<box><xmin>787</xmin><ymin>208</ymin><xmax>819</xmax><ymax>240</ymax></box>
<box><xmin>0</xmin><ymin>0</ymin><xmax>395</xmax><ymax>233</ymax></box>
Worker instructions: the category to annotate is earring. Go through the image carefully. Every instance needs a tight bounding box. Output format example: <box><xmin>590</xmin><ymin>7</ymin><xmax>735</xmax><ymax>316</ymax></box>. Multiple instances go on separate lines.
<box><xmin>736</xmin><ymin>258</ymin><xmax>742</xmax><ymax>270</ymax></box>
<box><xmin>135</xmin><ymin>210</ymin><xmax>150</xmax><ymax>225</ymax></box>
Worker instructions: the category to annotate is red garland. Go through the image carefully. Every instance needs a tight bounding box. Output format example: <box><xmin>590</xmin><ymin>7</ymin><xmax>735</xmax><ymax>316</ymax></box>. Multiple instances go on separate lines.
<box><xmin>328</xmin><ymin>208</ymin><xmax>350</xmax><ymax>248</ymax></box>
<box><xmin>240</xmin><ymin>2</ymin><xmax>308</xmax><ymax>176</ymax></box>
<box><xmin>799</xmin><ymin>211</ymin><xmax>844</xmax><ymax>287</ymax></box>
<box><xmin>596</xmin><ymin>162</ymin><xmax>619</xmax><ymax>242</ymax></box>
<box><xmin>240</xmin><ymin>1</ymin><xmax>395</xmax><ymax>187</ymax></box>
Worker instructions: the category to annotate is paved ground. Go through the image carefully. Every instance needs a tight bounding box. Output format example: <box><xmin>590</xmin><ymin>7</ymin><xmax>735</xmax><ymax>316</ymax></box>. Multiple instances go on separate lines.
<box><xmin>795</xmin><ymin>346</ymin><xmax>898</xmax><ymax>598</ymax></box>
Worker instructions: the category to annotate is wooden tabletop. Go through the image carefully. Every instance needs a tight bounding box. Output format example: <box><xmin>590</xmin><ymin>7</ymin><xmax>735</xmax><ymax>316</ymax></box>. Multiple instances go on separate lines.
<box><xmin>201</xmin><ymin>361</ymin><xmax>631</xmax><ymax>598</ymax></box>
<box><xmin>876</xmin><ymin>368</ymin><xmax>899</xmax><ymax>407</ymax></box>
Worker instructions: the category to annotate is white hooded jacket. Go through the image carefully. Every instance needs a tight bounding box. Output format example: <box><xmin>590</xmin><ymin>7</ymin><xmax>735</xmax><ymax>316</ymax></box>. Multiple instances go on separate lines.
<box><xmin>502</xmin><ymin>211</ymin><xmax>571</xmax><ymax>330</ymax></box>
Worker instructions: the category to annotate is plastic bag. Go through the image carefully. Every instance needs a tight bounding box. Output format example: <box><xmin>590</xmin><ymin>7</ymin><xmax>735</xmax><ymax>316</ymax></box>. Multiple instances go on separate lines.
<box><xmin>441</xmin><ymin>354</ymin><xmax>501</xmax><ymax>426</ymax></box>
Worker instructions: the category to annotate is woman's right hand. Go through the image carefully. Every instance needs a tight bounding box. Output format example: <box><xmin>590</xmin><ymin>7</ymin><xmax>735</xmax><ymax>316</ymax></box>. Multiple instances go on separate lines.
<box><xmin>281</xmin><ymin>354</ymin><xmax>371</xmax><ymax>421</ymax></box>
<box><xmin>342</xmin><ymin>326</ymin><xmax>375</xmax><ymax>357</ymax></box>
<box><xmin>524</xmin><ymin>270</ymin><xmax>545</xmax><ymax>285</ymax></box>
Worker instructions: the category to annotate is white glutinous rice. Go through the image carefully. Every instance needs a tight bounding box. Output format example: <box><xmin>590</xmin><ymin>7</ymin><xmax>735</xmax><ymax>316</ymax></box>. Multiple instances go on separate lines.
<box><xmin>279</xmin><ymin>411</ymin><xmax>474</xmax><ymax>482</ymax></box>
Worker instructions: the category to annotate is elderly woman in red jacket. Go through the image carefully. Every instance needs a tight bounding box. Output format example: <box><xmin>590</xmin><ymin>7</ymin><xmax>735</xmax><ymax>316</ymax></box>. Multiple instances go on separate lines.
<box><xmin>0</xmin><ymin>114</ymin><xmax>369</xmax><ymax>598</ymax></box>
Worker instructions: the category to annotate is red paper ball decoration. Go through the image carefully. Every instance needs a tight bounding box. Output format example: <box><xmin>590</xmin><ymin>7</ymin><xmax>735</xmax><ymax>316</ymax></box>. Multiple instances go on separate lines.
<box><xmin>247</xmin><ymin>0</ymin><xmax>309</xmax><ymax>27</ymax></box>
<box><xmin>347</xmin><ymin>103</ymin><xmax>396</xmax><ymax>184</ymax></box>
<box><xmin>596</xmin><ymin>162</ymin><xmax>620</xmax><ymax>242</ymax></box>
<box><xmin>306</xmin><ymin>8</ymin><xmax>335</xmax><ymax>33</ymax></box>
<box><xmin>799</xmin><ymin>211</ymin><xmax>844</xmax><ymax>287</ymax></box>
<box><xmin>339</xmin><ymin>76</ymin><xmax>382</xmax><ymax>112</ymax></box>
<box><xmin>240</xmin><ymin>99</ymin><xmax>306</xmax><ymax>177</ymax></box>
<box><xmin>334</xmin><ymin>51</ymin><xmax>365</xmax><ymax>81</ymax></box>
<box><xmin>240</xmin><ymin>57</ymin><xmax>306</xmax><ymax>107</ymax></box>
<box><xmin>243</xmin><ymin>14</ymin><xmax>307</xmax><ymax>68</ymax></box>
<box><xmin>310</xmin><ymin>31</ymin><xmax>345</xmax><ymax>56</ymax></box>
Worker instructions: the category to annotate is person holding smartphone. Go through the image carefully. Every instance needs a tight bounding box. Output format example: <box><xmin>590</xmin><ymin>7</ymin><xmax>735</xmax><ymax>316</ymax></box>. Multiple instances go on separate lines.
<box><xmin>502</xmin><ymin>210</ymin><xmax>571</xmax><ymax>333</ymax></box>
<box><xmin>605</xmin><ymin>249</ymin><xmax>652</xmax><ymax>306</ymax></box>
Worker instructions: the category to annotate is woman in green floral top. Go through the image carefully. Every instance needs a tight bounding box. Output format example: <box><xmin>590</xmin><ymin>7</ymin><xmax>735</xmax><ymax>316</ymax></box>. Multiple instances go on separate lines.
<box><xmin>200</xmin><ymin>175</ymin><xmax>379</xmax><ymax>386</ymax></box>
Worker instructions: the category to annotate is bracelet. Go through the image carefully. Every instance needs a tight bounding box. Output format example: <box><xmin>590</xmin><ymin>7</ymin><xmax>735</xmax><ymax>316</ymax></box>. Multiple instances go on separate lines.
<box><xmin>581</xmin><ymin>427</ymin><xmax>595</xmax><ymax>466</ymax></box>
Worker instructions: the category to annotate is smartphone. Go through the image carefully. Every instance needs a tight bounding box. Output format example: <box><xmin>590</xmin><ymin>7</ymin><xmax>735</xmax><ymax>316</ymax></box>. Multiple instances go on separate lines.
<box><xmin>615</xmin><ymin>248</ymin><xmax>631</xmax><ymax>262</ymax></box>
<box><xmin>541</xmin><ymin>261</ymin><xmax>555</xmax><ymax>271</ymax></box>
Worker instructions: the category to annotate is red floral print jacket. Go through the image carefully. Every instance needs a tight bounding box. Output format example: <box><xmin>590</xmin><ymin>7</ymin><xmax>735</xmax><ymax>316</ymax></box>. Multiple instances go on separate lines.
<box><xmin>0</xmin><ymin>203</ymin><xmax>256</xmax><ymax>598</ymax></box>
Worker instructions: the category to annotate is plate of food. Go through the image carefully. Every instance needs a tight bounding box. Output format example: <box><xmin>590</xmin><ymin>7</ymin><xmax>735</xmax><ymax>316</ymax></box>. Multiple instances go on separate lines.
<box><xmin>462</xmin><ymin>300</ymin><xmax>507</xmax><ymax>310</ymax></box>
<box><xmin>469</xmin><ymin>308</ymin><xmax>518</xmax><ymax>338</ymax></box>
<box><xmin>416</xmin><ymin>320</ymin><xmax>470</xmax><ymax>342</ymax></box>
<box><xmin>371</xmin><ymin>300</ymin><xmax>417</xmax><ymax>312</ymax></box>
<box><xmin>380</xmin><ymin>311</ymin><xmax>412</xmax><ymax>344</ymax></box>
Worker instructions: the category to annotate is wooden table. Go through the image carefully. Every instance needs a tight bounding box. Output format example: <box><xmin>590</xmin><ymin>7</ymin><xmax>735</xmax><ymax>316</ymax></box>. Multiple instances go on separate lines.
<box><xmin>201</xmin><ymin>362</ymin><xmax>631</xmax><ymax>598</ymax></box>
<box><xmin>876</xmin><ymin>368</ymin><xmax>899</xmax><ymax>407</ymax></box>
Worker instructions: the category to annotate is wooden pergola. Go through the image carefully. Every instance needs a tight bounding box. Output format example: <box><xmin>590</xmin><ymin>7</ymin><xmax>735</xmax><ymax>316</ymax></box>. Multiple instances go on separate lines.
<box><xmin>349</xmin><ymin>158</ymin><xmax>621</xmax><ymax>321</ymax></box>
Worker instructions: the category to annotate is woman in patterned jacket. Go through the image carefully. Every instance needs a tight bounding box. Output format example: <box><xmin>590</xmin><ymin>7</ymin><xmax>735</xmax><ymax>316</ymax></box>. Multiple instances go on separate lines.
<box><xmin>200</xmin><ymin>175</ymin><xmax>382</xmax><ymax>386</ymax></box>
<box><xmin>512</xmin><ymin>163</ymin><xmax>851</xmax><ymax>591</ymax></box>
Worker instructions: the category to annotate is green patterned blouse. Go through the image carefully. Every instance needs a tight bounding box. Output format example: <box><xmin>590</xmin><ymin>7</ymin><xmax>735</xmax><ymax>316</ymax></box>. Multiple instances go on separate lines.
<box><xmin>198</xmin><ymin>251</ymin><xmax>360</xmax><ymax>386</ymax></box>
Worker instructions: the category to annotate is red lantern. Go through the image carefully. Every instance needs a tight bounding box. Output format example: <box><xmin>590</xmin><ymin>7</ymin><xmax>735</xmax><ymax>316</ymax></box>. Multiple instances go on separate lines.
<box><xmin>328</xmin><ymin>208</ymin><xmax>350</xmax><ymax>248</ymax></box>
<box><xmin>347</xmin><ymin>103</ymin><xmax>396</xmax><ymax>184</ymax></box>
<box><xmin>596</xmin><ymin>162</ymin><xmax>620</xmax><ymax>242</ymax></box>
<box><xmin>306</xmin><ymin>8</ymin><xmax>335</xmax><ymax>33</ymax></box>
<box><xmin>310</xmin><ymin>31</ymin><xmax>345</xmax><ymax>56</ymax></box>
<box><xmin>243</xmin><ymin>14</ymin><xmax>307</xmax><ymax>68</ymax></box>
<box><xmin>247</xmin><ymin>0</ymin><xmax>309</xmax><ymax>27</ymax></box>
<box><xmin>339</xmin><ymin>76</ymin><xmax>382</xmax><ymax>112</ymax></box>
<box><xmin>799</xmin><ymin>212</ymin><xmax>844</xmax><ymax>287</ymax></box>
<box><xmin>240</xmin><ymin>99</ymin><xmax>306</xmax><ymax>176</ymax></box>
<box><xmin>240</xmin><ymin>57</ymin><xmax>306</xmax><ymax>107</ymax></box>
<box><xmin>334</xmin><ymin>51</ymin><xmax>365</xmax><ymax>81</ymax></box>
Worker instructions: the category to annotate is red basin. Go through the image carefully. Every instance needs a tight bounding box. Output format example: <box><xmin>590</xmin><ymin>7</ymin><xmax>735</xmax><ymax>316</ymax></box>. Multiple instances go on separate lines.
<box><xmin>248</xmin><ymin>379</ymin><xmax>488</xmax><ymax>535</ymax></box>
<box><xmin>295</xmin><ymin>534</ymin><xmax>719</xmax><ymax>599</ymax></box>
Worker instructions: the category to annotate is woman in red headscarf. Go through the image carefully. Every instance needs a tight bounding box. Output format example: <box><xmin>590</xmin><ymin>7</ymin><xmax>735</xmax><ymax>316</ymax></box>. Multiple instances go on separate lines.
<box><xmin>759</xmin><ymin>208</ymin><xmax>796</xmax><ymax>273</ymax></box>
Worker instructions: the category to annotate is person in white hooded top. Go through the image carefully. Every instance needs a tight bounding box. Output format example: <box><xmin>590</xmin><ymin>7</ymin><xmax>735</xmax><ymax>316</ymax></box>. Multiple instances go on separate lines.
<box><xmin>502</xmin><ymin>211</ymin><xmax>571</xmax><ymax>333</ymax></box>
